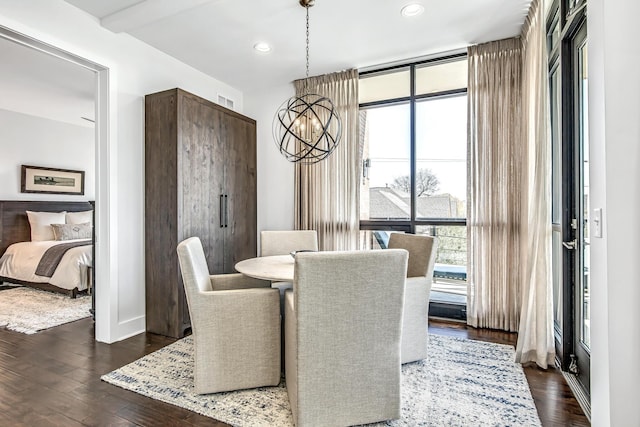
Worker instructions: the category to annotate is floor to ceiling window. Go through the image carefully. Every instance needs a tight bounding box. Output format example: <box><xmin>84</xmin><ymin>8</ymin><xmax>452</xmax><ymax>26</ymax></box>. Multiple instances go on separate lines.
<box><xmin>358</xmin><ymin>54</ymin><xmax>468</xmax><ymax>319</ymax></box>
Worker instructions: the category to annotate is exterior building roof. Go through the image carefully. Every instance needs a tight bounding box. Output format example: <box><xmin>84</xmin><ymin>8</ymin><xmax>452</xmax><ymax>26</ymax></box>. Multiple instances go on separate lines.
<box><xmin>368</xmin><ymin>187</ymin><xmax>464</xmax><ymax>219</ymax></box>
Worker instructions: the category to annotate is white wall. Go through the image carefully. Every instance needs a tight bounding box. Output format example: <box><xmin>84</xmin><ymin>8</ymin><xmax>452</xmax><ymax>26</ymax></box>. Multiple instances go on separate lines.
<box><xmin>244</xmin><ymin>83</ymin><xmax>296</xmax><ymax>253</ymax></box>
<box><xmin>0</xmin><ymin>0</ymin><xmax>243</xmax><ymax>343</ymax></box>
<box><xmin>0</xmin><ymin>108</ymin><xmax>94</xmax><ymax>200</ymax></box>
<box><xmin>589</xmin><ymin>0</ymin><xmax>640</xmax><ymax>425</ymax></box>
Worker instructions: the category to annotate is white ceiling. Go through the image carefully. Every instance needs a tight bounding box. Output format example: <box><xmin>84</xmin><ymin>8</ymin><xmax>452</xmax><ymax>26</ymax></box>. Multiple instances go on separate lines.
<box><xmin>0</xmin><ymin>37</ymin><xmax>95</xmax><ymax>127</ymax></box>
<box><xmin>0</xmin><ymin>0</ymin><xmax>531</xmax><ymax>126</ymax></box>
<box><xmin>64</xmin><ymin>0</ymin><xmax>533</xmax><ymax>93</ymax></box>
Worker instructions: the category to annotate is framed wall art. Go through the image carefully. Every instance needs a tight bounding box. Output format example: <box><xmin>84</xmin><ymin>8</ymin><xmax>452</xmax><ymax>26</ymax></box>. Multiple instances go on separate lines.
<box><xmin>21</xmin><ymin>165</ymin><xmax>85</xmax><ymax>195</ymax></box>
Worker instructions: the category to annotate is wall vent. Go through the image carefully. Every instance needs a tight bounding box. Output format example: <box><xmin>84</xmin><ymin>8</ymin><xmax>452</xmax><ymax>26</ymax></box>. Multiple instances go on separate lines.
<box><xmin>217</xmin><ymin>95</ymin><xmax>235</xmax><ymax>110</ymax></box>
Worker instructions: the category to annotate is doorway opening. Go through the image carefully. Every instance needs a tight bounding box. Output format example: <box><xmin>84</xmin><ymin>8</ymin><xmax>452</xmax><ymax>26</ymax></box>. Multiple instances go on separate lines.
<box><xmin>0</xmin><ymin>25</ymin><xmax>111</xmax><ymax>341</ymax></box>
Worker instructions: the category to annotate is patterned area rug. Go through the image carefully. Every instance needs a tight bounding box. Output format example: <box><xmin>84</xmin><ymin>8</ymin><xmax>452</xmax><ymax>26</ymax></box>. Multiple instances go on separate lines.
<box><xmin>0</xmin><ymin>286</ymin><xmax>91</xmax><ymax>334</ymax></box>
<box><xmin>102</xmin><ymin>335</ymin><xmax>541</xmax><ymax>426</ymax></box>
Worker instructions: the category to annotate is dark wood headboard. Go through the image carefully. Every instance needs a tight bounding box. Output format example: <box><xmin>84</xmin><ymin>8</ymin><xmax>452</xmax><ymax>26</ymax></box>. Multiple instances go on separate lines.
<box><xmin>0</xmin><ymin>200</ymin><xmax>94</xmax><ymax>255</ymax></box>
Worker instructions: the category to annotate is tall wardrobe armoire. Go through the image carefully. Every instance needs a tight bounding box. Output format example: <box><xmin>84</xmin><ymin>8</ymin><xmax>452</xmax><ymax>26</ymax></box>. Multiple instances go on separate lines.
<box><xmin>145</xmin><ymin>88</ymin><xmax>257</xmax><ymax>338</ymax></box>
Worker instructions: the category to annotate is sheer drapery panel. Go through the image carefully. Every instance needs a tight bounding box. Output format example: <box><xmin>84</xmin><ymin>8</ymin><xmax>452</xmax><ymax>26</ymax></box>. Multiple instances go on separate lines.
<box><xmin>515</xmin><ymin>0</ymin><xmax>555</xmax><ymax>369</ymax></box>
<box><xmin>294</xmin><ymin>69</ymin><xmax>360</xmax><ymax>251</ymax></box>
<box><xmin>467</xmin><ymin>1</ymin><xmax>554</xmax><ymax>368</ymax></box>
<box><xmin>467</xmin><ymin>38</ymin><xmax>524</xmax><ymax>332</ymax></box>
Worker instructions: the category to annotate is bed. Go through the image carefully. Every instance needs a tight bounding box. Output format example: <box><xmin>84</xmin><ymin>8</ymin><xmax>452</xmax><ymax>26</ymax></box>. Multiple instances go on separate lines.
<box><xmin>0</xmin><ymin>200</ymin><xmax>94</xmax><ymax>298</ymax></box>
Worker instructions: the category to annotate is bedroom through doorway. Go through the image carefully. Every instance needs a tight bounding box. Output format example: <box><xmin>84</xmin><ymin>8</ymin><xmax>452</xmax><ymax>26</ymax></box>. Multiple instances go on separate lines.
<box><xmin>0</xmin><ymin>30</ymin><xmax>100</xmax><ymax>335</ymax></box>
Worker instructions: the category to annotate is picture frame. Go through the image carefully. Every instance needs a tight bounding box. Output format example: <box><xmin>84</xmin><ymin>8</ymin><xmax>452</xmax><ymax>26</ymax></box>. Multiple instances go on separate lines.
<box><xmin>21</xmin><ymin>165</ymin><xmax>85</xmax><ymax>195</ymax></box>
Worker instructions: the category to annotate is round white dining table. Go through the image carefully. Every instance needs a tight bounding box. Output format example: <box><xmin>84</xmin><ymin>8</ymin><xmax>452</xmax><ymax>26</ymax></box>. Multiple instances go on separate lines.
<box><xmin>235</xmin><ymin>255</ymin><xmax>295</xmax><ymax>282</ymax></box>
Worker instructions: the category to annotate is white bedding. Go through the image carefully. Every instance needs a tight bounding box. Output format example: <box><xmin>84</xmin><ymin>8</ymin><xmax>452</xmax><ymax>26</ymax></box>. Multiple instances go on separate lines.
<box><xmin>0</xmin><ymin>239</ymin><xmax>92</xmax><ymax>291</ymax></box>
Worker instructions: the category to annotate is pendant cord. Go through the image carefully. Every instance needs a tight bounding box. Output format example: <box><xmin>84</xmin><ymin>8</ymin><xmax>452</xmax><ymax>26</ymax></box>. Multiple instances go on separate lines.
<box><xmin>305</xmin><ymin>5</ymin><xmax>309</xmax><ymax>93</ymax></box>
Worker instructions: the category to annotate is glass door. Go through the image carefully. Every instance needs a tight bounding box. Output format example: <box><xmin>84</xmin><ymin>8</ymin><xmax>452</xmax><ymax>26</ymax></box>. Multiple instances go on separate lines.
<box><xmin>549</xmin><ymin>0</ymin><xmax>590</xmax><ymax>398</ymax></box>
<box><xmin>569</xmin><ymin>22</ymin><xmax>590</xmax><ymax>394</ymax></box>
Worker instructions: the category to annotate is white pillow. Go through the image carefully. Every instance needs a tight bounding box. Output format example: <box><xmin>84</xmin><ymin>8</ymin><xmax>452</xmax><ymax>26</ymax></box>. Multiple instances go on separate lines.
<box><xmin>26</xmin><ymin>210</ymin><xmax>66</xmax><ymax>241</ymax></box>
<box><xmin>66</xmin><ymin>210</ymin><xmax>93</xmax><ymax>226</ymax></box>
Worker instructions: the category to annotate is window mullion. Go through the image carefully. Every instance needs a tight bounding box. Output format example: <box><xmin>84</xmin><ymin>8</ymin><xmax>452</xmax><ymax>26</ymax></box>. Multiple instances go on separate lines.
<box><xmin>410</xmin><ymin>64</ymin><xmax>417</xmax><ymax>231</ymax></box>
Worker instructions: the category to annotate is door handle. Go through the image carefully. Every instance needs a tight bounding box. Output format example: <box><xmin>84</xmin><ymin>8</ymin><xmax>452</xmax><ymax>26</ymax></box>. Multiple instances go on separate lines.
<box><xmin>219</xmin><ymin>194</ymin><xmax>224</xmax><ymax>228</ymax></box>
<box><xmin>562</xmin><ymin>239</ymin><xmax>577</xmax><ymax>250</ymax></box>
<box><xmin>224</xmin><ymin>195</ymin><xmax>228</xmax><ymax>228</ymax></box>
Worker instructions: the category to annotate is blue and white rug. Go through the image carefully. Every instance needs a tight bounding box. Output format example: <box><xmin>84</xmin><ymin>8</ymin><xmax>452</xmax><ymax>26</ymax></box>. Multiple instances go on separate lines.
<box><xmin>101</xmin><ymin>334</ymin><xmax>541</xmax><ymax>426</ymax></box>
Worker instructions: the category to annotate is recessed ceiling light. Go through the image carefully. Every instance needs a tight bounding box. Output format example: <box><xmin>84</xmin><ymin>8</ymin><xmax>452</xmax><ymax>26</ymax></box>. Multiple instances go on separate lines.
<box><xmin>401</xmin><ymin>3</ymin><xmax>424</xmax><ymax>17</ymax></box>
<box><xmin>253</xmin><ymin>42</ymin><xmax>272</xmax><ymax>53</ymax></box>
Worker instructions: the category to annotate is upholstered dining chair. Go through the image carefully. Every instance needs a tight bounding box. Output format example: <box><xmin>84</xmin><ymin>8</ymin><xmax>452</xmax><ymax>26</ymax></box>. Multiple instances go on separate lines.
<box><xmin>284</xmin><ymin>249</ymin><xmax>408</xmax><ymax>426</ymax></box>
<box><xmin>260</xmin><ymin>229</ymin><xmax>318</xmax><ymax>296</ymax></box>
<box><xmin>260</xmin><ymin>230</ymin><xmax>319</xmax><ymax>257</ymax></box>
<box><xmin>387</xmin><ymin>232</ymin><xmax>439</xmax><ymax>364</ymax></box>
<box><xmin>260</xmin><ymin>230</ymin><xmax>318</xmax><ymax>369</ymax></box>
<box><xmin>177</xmin><ymin>237</ymin><xmax>281</xmax><ymax>394</ymax></box>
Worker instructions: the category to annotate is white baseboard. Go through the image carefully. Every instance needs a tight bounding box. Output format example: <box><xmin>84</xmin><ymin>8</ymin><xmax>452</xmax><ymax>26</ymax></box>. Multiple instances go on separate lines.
<box><xmin>111</xmin><ymin>315</ymin><xmax>145</xmax><ymax>342</ymax></box>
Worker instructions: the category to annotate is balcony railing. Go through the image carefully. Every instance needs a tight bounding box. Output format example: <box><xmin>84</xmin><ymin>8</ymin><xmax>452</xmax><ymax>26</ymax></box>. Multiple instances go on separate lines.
<box><xmin>360</xmin><ymin>226</ymin><xmax>467</xmax><ymax>297</ymax></box>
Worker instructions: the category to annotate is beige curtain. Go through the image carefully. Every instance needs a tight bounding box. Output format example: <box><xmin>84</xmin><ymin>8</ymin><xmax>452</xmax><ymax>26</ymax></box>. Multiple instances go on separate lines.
<box><xmin>515</xmin><ymin>0</ymin><xmax>555</xmax><ymax>368</ymax></box>
<box><xmin>467</xmin><ymin>0</ymin><xmax>554</xmax><ymax>368</ymax></box>
<box><xmin>467</xmin><ymin>38</ymin><xmax>523</xmax><ymax>332</ymax></box>
<box><xmin>294</xmin><ymin>69</ymin><xmax>360</xmax><ymax>251</ymax></box>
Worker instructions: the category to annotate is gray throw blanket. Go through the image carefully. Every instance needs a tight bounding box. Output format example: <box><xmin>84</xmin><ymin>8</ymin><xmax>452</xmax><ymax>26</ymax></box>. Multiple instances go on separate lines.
<box><xmin>35</xmin><ymin>240</ymin><xmax>92</xmax><ymax>278</ymax></box>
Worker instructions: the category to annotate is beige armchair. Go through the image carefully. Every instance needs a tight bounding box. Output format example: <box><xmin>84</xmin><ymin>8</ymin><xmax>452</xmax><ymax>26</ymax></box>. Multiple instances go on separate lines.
<box><xmin>260</xmin><ymin>230</ymin><xmax>318</xmax><ymax>256</ymax></box>
<box><xmin>260</xmin><ymin>229</ymin><xmax>319</xmax><ymax>298</ymax></box>
<box><xmin>284</xmin><ymin>249</ymin><xmax>408</xmax><ymax>426</ymax></box>
<box><xmin>177</xmin><ymin>237</ymin><xmax>281</xmax><ymax>394</ymax></box>
<box><xmin>388</xmin><ymin>233</ymin><xmax>438</xmax><ymax>364</ymax></box>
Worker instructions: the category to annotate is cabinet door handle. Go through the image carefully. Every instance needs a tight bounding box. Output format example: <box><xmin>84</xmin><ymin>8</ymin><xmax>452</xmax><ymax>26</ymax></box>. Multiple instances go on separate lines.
<box><xmin>224</xmin><ymin>195</ymin><xmax>229</xmax><ymax>228</ymax></box>
<box><xmin>219</xmin><ymin>194</ymin><xmax>224</xmax><ymax>228</ymax></box>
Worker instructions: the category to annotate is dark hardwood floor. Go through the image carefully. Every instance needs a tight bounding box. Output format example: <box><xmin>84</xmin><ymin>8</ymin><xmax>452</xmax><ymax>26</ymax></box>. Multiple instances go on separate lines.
<box><xmin>0</xmin><ymin>317</ymin><xmax>589</xmax><ymax>426</ymax></box>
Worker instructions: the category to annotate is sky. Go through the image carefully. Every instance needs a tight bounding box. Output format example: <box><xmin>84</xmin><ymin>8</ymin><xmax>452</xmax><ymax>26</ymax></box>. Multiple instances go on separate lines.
<box><xmin>365</xmin><ymin>95</ymin><xmax>467</xmax><ymax>201</ymax></box>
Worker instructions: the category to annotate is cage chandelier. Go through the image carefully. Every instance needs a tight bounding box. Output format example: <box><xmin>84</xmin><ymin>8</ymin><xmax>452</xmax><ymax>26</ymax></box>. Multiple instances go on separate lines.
<box><xmin>272</xmin><ymin>0</ymin><xmax>342</xmax><ymax>164</ymax></box>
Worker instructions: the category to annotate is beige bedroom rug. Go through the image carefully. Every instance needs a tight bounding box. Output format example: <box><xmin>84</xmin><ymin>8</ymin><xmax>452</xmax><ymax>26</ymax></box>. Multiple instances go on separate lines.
<box><xmin>0</xmin><ymin>286</ymin><xmax>91</xmax><ymax>334</ymax></box>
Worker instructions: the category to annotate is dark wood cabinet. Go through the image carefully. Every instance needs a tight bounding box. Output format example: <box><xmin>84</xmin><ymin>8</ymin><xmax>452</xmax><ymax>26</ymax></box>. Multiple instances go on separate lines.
<box><xmin>145</xmin><ymin>88</ymin><xmax>257</xmax><ymax>338</ymax></box>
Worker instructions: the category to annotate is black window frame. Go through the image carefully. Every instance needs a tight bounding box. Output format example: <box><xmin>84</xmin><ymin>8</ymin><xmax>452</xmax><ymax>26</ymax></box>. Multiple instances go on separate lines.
<box><xmin>359</xmin><ymin>53</ymin><xmax>469</xmax><ymax>320</ymax></box>
<box><xmin>359</xmin><ymin>52</ymin><xmax>468</xmax><ymax>233</ymax></box>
